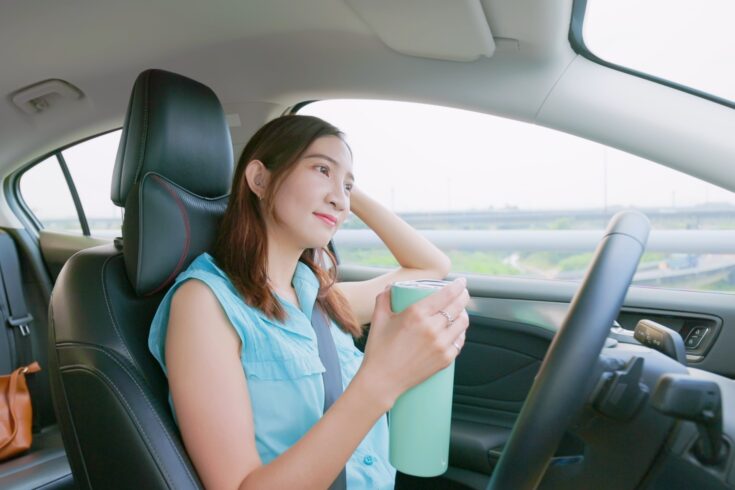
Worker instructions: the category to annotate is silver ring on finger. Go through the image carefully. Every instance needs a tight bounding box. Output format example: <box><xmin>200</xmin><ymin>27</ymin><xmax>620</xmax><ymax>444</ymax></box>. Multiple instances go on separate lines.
<box><xmin>452</xmin><ymin>341</ymin><xmax>462</xmax><ymax>353</ymax></box>
<box><xmin>438</xmin><ymin>309</ymin><xmax>454</xmax><ymax>327</ymax></box>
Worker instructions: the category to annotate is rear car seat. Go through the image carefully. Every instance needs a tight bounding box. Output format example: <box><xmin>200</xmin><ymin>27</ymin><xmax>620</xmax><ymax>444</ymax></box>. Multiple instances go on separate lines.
<box><xmin>0</xmin><ymin>230</ymin><xmax>73</xmax><ymax>489</ymax></box>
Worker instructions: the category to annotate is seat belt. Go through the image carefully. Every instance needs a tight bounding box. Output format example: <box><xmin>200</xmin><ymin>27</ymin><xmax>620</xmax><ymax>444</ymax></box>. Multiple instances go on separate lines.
<box><xmin>311</xmin><ymin>304</ymin><xmax>348</xmax><ymax>490</ymax></box>
<box><xmin>0</xmin><ymin>232</ymin><xmax>39</xmax><ymax>432</ymax></box>
<box><xmin>0</xmin><ymin>233</ymin><xmax>33</xmax><ymax>369</ymax></box>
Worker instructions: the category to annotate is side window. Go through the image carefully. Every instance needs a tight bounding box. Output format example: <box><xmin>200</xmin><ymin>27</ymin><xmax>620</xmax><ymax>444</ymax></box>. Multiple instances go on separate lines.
<box><xmin>300</xmin><ymin>100</ymin><xmax>735</xmax><ymax>294</ymax></box>
<box><xmin>18</xmin><ymin>130</ymin><xmax>122</xmax><ymax>238</ymax></box>
<box><xmin>19</xmin><ymin>156</ymin><xmax>80</xmax><ymax>233</ymax></box>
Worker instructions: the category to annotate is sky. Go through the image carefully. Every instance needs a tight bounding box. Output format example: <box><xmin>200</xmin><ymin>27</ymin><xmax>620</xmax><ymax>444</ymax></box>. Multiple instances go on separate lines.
<box><xmin>584</xmin><ymin>0</ymin><xmax>735</xmax><ymax>102</ymax></box>
<box><xmin>301</xmin><ymin>99</ymin><xmax>735</xmax><ymax>213</ymax></box>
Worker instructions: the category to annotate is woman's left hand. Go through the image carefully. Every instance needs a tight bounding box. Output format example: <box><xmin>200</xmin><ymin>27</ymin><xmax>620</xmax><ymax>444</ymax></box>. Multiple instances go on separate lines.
<box><xmin>335</xmin><ymin>185</ymin><xmax>452</xmax><ymax>325</ymax></box>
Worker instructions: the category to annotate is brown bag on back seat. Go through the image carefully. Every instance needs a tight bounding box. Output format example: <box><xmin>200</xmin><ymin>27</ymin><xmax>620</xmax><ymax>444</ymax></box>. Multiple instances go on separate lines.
<box><xmin>0</xmin><ymin>362</ymin><xmax>40</xmax><ymax>461</ymax></box>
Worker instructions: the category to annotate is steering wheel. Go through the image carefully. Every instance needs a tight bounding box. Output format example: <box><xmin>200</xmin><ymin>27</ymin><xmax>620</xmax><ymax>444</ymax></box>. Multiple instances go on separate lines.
<box><xmin>487</xmin><ymin>211</ymin><xmax>650</xmax><ymax>489</ymax></box>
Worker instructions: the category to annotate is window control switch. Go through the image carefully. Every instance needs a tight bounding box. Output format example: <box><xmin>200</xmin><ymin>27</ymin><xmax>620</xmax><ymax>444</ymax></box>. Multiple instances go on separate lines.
<box><xmin>685</xmin><ymin>327</ymin><xmax>709</xmax><ymax>350</ymax></box>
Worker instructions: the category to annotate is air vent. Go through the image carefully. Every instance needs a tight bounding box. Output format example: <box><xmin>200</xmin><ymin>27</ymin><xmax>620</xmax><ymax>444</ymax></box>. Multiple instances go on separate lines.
<box><xmin>10</xmin><ymin>79</ymin><xmax>84</xmax><ymax>115</ymax></box>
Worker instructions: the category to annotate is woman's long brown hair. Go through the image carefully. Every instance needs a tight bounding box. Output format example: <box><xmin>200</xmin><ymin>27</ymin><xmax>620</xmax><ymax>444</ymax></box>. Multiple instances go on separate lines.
<box><xmin>213</xmin><ymin>115</ymin><xmax>362</xmax><ymax>338</ymax></box>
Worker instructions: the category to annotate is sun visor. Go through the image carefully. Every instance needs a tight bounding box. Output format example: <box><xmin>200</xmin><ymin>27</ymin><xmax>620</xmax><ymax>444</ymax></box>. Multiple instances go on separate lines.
<box><xmin>345</xmin><ymin>0</ymin><xmax>495</xmax><ymax>62</ymax></box>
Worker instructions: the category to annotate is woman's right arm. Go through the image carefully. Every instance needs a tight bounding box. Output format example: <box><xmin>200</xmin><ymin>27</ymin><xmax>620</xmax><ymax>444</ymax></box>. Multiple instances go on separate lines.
<box><xmin>166</xmin><ymin>277</ymin><xmax>469</xmax><ymax>490</ymax></box>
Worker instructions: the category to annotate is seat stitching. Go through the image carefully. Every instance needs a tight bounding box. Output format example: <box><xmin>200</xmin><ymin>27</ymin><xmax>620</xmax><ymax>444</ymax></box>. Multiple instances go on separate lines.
<box><xmin>96</xmin><ymin>256</ymin><xmax>199</xmax><ymax>484</ymax></box>
<box><xmin>100</xmin><ymin>254</ymin><xmax>135</xmax><ymax>365</ymax></box>
<box><xmin>61</xmin><ymin>364</ymin><xmax>176</xmax><ymax>487</ymax></box>
<box><xmin>116</xmin><ymin>79</ymin><xmax>135</xmax><ymax>204</ymax></box>
<box><xmin>60</xmin><ymin>345</ymin><xmax>199</xmax><ymax>486</ymax></box>
<box><xmin>132</xmin><ymin>70</ymin><xmax>151</xmax><ymax>187</ymax></box>
<box><xmin>48</xmin><ymin>304</ymin><xmax>94</xmax><ymax>488</ymax></box>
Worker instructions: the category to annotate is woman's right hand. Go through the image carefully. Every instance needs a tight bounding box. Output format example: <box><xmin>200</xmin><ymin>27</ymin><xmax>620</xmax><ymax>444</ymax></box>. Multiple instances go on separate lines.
<box><xmin>358</xmin><ymin>278</ymin><xmax>470</xmax><ymax>409</ymax></box>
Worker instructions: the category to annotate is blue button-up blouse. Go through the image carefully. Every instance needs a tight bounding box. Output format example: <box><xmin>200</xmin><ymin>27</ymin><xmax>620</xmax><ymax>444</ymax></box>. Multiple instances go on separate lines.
<box><xmin>148</xmin><ymin>252</ymin><xmax>395</xmax><ymax>489</ymax></box>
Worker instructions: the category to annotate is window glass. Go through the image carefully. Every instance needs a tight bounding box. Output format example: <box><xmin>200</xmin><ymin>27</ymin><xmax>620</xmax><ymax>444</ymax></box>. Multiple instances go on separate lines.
<box><xmin>18</xmin><ymin>130</ymin><xmax>122</xmax><ymax>238</ymax></box>
<box><xmin>301</xmin><ymin>99</ymin><xmax>735</xmax><ymax>293</ymax></box>
<box><xmin>583</xmin><ymin>0</ymin><xmax>735</xmax><ymax>103</ymax></box>
<box><xmin>19</xmin><ymin>156</ymin><xmax>81</xmax><ymax>233</ymax></box>
<box><xmin>62</xmin><ymin>130</ymin><xmax>123</xmax><ymax>237</ymax></box>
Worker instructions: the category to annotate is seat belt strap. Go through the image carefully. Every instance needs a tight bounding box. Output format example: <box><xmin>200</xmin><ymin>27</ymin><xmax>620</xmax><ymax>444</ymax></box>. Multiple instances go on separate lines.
<box><xmin>0</xmin><ymin>232</ymin><xmax>40</xmax><ymax>433</ymax></box>
<box><xmin>0</xmin><ymin>232</ymin><xmax>33</xmax><ymax>368</ymax></box>
<box><xmin>311</xmin><ymin>304</ymin><xmax>348</xmax><ymax>490</ymax></box>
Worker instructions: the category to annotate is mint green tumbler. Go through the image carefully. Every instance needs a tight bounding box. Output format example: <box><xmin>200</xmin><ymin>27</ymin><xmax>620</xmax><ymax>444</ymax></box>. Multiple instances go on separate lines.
<box><xmin>389</xmin><ymin>280</ymin><xmax>455</xmax><ymax>477</ymax></box>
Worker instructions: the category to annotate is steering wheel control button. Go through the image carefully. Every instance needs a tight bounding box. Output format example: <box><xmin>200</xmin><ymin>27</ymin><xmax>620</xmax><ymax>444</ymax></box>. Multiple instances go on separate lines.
<box><xmin>592</xmin><ymin>356</ymin><xmax>649</xmax><ymax>421</ymax></box>
<box><xmin>363</xmin><ymin>455</ymin><xmax>374</xmax><ymax>466</ymax></box>
<box><xmin>633</xmin><ymin>319</ymin><xmax>687</xmax><ymax>364</ymax></box>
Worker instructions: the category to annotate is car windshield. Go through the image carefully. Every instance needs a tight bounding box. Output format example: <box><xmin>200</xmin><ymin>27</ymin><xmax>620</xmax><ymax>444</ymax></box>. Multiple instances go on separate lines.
<box><xmin>302</xmin><ymin>99</ymin><xmax>735</xmax><ymax>294</ymax></box>
<box><xmin>582</xmin><ymin>0</ymin><xmax>735</xmax><ymax>104</ymax></box>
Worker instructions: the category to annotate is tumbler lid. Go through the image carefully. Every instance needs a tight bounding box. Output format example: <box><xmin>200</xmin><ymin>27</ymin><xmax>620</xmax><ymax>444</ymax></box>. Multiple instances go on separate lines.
<box><xmin>392</xmin><ymin>279</ymin><xmax>450</xmax><ymax>289</ymax></box>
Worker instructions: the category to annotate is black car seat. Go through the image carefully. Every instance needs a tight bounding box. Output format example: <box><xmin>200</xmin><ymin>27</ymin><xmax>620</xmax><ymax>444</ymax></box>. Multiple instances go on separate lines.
<box><xmin>48</xmin><ymin>69</ymin><xmax>234</xmax><ymax>489</ymax></box>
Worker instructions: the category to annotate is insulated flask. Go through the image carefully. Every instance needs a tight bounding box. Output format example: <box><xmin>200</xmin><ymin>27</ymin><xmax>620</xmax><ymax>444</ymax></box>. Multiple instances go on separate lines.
<box><xmin>389</xmin><ymin>280</ymin><xmax>455</xmax><ymax>477</ymax></box>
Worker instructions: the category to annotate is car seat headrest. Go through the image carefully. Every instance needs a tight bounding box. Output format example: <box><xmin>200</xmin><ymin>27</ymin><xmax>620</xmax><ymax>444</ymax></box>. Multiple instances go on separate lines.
<box><xmin>111</xmin><ymin>69</ymin><xmax>233</xmax><ymax>206</ymax></box>
<box><xmin>113</xmin><ymin>69</ymin><xmax>233</xmax><ymax>296</ymax></box>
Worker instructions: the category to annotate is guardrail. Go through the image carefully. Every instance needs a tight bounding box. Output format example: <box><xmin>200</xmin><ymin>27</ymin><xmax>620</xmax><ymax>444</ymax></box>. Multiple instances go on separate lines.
<box><xmin>334</xmin><ymin>229</ymin><xmax>735</xmax><ymax>254</ymax></box>
<box><xmin>334</xmin><ymin>229</ymin><xmax>735</xmax><ymax>285</ymax></box>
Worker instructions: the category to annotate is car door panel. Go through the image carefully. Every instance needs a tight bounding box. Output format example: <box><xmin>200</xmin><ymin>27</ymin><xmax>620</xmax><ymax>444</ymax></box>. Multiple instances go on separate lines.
<box><xmin>454</xmin><ymin>315</ymin><xmax>551</xmax><ymax>425</ymax></box>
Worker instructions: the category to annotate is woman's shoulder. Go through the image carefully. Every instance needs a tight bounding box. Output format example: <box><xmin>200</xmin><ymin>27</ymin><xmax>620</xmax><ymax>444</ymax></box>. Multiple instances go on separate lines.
<box><xmin>171</xmin><ymin>276</ymin><xmax>218</xmax><ymax>304</ymax></box>
<box><xmin>149</xmin><ymin>253</ymin><xmax>252</xmax><ymax>372</ymax></box>
<box><xmin>179</xmin><ymin>251</ymin><xmax>224</xmax><ymax>276</ymax></box>
<box><xmin>173</xmin><ymin>252</ymin><xmax>232</xmax><ymax>289</ymax></box>
<box><xmin>166</xmin><ymin>252</ymin><xmax>251</xmax><ymax>318</ymax></box>
<box><xmin>154</xmin><ymin>253</ymin><xmax>259</xmax><ymax>333</ymax></box>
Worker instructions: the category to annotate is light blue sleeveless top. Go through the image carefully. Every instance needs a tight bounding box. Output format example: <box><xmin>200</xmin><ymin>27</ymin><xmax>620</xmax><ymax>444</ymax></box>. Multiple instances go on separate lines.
<box><xmin>148</xmin><ymin>252</ymin><xmax>395</xmax><ymax>489</ymax></box>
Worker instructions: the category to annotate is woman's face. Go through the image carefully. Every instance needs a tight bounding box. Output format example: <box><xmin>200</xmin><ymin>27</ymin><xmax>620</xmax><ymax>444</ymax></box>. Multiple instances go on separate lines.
<box><xmin>267</xmin><ymin>135</ymin><xmax>354</xmax><ymax>250</ymax></box>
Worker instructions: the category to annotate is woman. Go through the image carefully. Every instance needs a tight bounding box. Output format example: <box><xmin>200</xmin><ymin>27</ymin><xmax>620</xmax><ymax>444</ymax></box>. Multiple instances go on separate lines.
<box><xmin>148</xmin><ymin>115</ymin><xmax>470</xmax><ymax>489</ymax></box>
